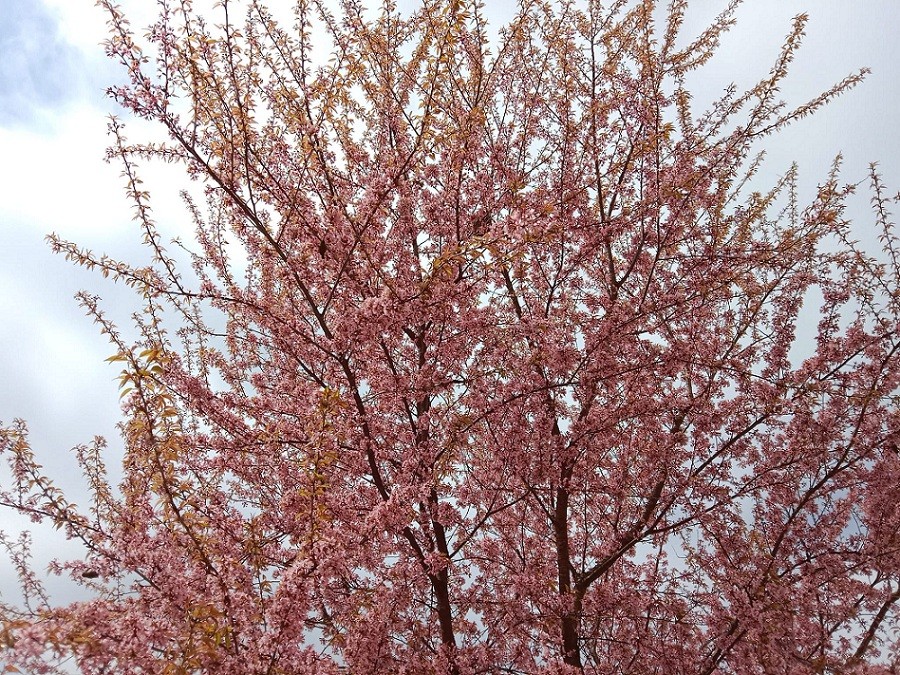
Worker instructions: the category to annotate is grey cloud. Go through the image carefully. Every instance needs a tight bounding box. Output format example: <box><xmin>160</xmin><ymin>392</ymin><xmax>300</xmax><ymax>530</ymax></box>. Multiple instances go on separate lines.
<box><xmin>0</xmin><ymin>0</ymin><xmax>87</xmax><ymax>127</ymax></box>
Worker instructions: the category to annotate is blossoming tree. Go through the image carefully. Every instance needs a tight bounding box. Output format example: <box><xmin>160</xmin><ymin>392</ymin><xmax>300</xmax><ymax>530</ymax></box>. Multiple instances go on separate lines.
<box><xmin>3</xmin><ymin>0</ymin><xmax>900</xmax><ymax>672</ymax></box>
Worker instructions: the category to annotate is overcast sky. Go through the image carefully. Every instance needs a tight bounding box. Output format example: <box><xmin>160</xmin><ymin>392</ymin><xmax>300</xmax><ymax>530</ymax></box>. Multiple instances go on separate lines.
<box><xmin>1</xmin><ymin>0</ymin><xmax>898</xmax><ymax>608</ymax></box>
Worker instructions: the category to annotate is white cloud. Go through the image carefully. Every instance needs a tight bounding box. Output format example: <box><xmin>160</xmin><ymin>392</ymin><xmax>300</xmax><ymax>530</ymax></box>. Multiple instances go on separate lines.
<box><xmin>1</xmin><ymin>105</ymin><xmax>128</xmax><ymax>236</ymax></box>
